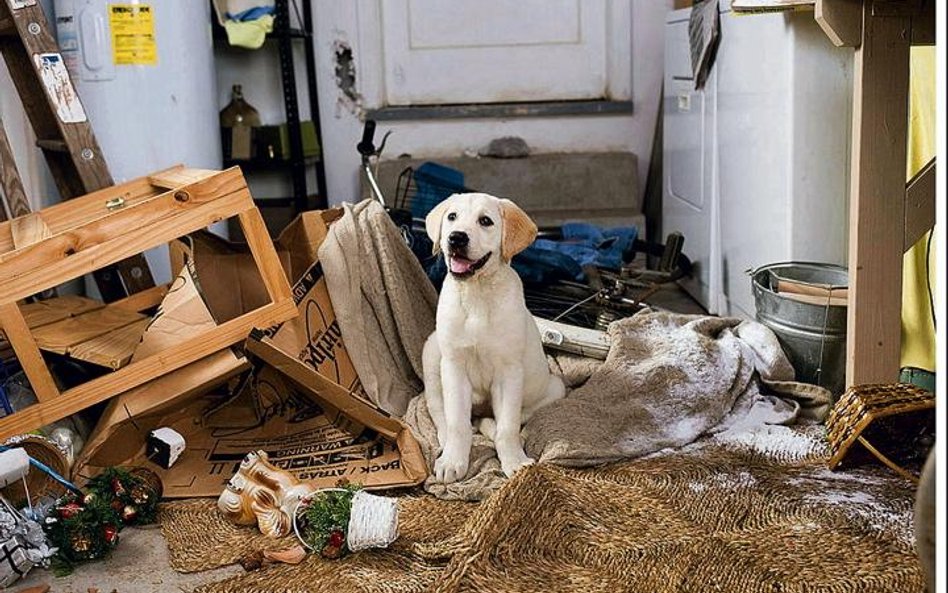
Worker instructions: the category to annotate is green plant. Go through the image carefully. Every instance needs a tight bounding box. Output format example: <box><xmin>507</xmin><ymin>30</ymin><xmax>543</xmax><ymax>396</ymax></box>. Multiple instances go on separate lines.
<box><xmin>296</xmin><ymin>485</ymin><xmax>360</xmax><ymax>558</ymax></box>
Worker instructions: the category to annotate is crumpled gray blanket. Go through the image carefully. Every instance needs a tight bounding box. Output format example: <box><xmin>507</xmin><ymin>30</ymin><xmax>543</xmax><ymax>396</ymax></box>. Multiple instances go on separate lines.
<box><xmin>318</xmin><ymin>200</ymin><xmax>437</xmax><ymax>416</ymax></box>
<box><xmin>404</xmin><ymin>311</ymin><xmax>831</xmax><ymax>501</ymax></box>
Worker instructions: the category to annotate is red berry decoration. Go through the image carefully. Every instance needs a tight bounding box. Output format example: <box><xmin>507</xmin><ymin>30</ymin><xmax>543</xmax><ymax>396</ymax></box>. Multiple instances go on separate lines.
<box><xmin>328</xmin><ymin>529</ymin><xmax>345</xmax><ymax>548</ymax></box>
<box><xmin>58</xmin><ymin>502</ymin><xmax>83</xmax><ymax>519</ymax></box>
<box><xmin>111</xmin><ymin>477</ymin><xmax>127</xmax><ymax>496</ymax></box>
<box><xmin>103</xmin><ymin>524</ymin><xmax>119</xmax><ymax>545</ymax></box>
<box><xmin>121</xmin><ymin>505</ymin><xmax>138</xmax><ymax>524</ymax></box>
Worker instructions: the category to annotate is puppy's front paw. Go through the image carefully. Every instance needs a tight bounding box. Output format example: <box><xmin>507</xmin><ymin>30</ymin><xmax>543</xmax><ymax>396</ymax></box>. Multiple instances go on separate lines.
<box><xmin>499</xmin><ymin>450</ymin><xmax>534</xmax><ymax>478</ymax></box>
<box><xmin>434</xmin><ymin>451</ymin><xmax>469</xmax><ymax>483</ymax></box>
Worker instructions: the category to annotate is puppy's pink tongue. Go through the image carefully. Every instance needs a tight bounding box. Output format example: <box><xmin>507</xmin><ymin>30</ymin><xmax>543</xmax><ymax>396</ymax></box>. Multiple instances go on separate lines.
<box><xmin>450</xmin><ymin>256</ymin><xmax>474</xmax><ymax>274</ymax></box>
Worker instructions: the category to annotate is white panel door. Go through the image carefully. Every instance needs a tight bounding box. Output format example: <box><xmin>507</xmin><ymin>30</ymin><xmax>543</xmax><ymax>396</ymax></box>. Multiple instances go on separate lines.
<box><xmin>379</xmin><ymin>0</ymin><xmax>618</xmax><ymax>105</ymax></box>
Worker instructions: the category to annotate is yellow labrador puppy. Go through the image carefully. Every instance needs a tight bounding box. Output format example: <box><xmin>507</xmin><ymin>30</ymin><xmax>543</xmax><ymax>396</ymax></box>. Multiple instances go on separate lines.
<box><xmin>422</xmin><ymin>193</ymin><xmax>566</xmax><ymax>483</ymax></box>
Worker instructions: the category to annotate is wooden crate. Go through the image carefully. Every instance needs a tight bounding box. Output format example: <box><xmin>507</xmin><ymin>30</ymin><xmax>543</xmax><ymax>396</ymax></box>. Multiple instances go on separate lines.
<box><xmin>0</xmin><ymin>166</ymin><xmax>295</xmax><ymax>439</ymax></box>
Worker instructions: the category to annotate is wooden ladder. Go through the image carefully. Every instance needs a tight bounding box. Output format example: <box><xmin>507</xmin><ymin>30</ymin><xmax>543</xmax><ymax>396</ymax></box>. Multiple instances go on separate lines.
<box><xmin>0</xmin><ymin>0</ymin><xmax>154</xmax><ymax>300</ymax></box>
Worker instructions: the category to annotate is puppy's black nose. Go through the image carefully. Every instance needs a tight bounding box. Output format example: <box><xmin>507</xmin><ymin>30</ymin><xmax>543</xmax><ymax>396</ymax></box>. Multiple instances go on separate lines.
<box><xmin>448</xmin><ymin>231</ymin><xmax>469</xmax><ymax>249</ymax></box>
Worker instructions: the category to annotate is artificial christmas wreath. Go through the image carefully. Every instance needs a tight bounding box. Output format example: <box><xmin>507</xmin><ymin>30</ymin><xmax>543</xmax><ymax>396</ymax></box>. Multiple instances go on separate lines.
<box><xmin>42</xmin><ymin>466</ymin><xmax>162</xmax><ymax>573</ymax></box>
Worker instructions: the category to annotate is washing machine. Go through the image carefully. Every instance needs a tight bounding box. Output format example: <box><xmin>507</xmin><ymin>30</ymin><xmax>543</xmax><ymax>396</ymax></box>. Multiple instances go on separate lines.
<box><xmin>663</xmin><ymin>6</ymin><xmax>853</xmax><ymax>317</ymax></box>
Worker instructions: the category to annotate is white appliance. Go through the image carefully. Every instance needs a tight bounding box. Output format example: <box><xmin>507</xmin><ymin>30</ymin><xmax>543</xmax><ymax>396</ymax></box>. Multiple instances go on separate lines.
<box><xmin>663</xmin><ymin>7</ymin><xmax>853</xmax><ymax>317</ymax></box>
<box><xmin>53</xmin><ymin>0</ymin><xmax>221</xmax><ymax>286</ymax></box>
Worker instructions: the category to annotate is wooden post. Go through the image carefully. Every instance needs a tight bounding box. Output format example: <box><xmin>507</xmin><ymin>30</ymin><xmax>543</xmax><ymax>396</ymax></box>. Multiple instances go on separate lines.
<box><xmin>845</xmin><ymin>2</ymin><xmax>911</xmax><ymax>386</ymax></box>
<box><xmin>0</xmin><ymin>118</ymin><xmax>31</xmax><ymax>220</ymax></box>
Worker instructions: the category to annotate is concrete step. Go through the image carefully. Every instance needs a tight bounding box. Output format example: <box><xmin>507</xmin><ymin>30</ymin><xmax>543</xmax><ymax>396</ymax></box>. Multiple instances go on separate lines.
<box><xmin>363</xmin><ymin>152</ymin><xmax>643</xmax><ymax>232</ymax></box>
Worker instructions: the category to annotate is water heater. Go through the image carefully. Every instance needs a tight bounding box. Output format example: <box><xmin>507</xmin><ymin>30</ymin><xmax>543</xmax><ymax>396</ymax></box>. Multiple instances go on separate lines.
<box><xmin>53</xmin><ymin>0</ymin><xmax>222</xmax><ymax>285</ymax></box>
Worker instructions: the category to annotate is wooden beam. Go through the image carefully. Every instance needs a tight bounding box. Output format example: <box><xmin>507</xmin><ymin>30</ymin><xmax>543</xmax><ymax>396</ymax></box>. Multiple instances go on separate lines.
<box><xmin>0</xmin><ymin>166</ymin><xmax>240</xmax><ymax>255</ymax></box>
<box><xmin>0</xmin><ymin>303</ymin><xmax>59</xmax><ymax>403</ymax></box>
<box><xmin>0</xmin><ymin>117</ymin><xmax>31</xmax><ymax>220</ymax></box>
<box><xmin>148</xmin><ymin>166</ymin><xmax>217</xmax><ymax>190</ymax></box>
<box><xmin>238</xmin><ymin>207</ymin><xmax>293</xmax><ymax>305</ymax></box>
<box><xmin>10</xmin><ymin>212</ymin><xmax>51</xmax><ymax>248</ymax></box>
<box><xmin>34</xmin><ymin>139</ymin><xmax>69</xmax><ymax>152</ymax></box>
<box><xmin>815</xmin><ymin>0</ymin><xmax>863</xmax><ymax>47</ymax></box>
<box><xmin>0</xmin><ymin>300</ymin><xmax>295</xmax><ymax>439</ymax></box>
<box><xmin>19</xmin><ymin>295</ymin><xmax>103</xmax><ymax>329</ymax></box>
<box><xmin>846</xmin><ymin>3</ymin><xmax>911</xmax><ymax>386</ymax></box>
<box><xmin>904</xmin><ymin>158</ymin><xmax>935</xmax><ymax>251</ymax></box>
<box><xmin>0</xmin><ymin>191</ymin><xmax>252</xmax><ymax>304</ymax></box>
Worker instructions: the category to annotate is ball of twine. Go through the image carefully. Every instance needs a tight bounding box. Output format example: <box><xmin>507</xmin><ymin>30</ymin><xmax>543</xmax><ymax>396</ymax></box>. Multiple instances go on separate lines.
<box><xmin>346</xmin><ymin>490</ymin><xmax>398</xmax><ymax>551</ymax></box>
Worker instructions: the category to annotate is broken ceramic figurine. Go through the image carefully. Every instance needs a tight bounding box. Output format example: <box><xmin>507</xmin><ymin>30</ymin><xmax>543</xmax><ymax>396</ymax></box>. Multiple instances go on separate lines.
<box><xmin>217</xmin><ymin>450</ymin><xmax>316</xmax><ymax>538</ymax></box>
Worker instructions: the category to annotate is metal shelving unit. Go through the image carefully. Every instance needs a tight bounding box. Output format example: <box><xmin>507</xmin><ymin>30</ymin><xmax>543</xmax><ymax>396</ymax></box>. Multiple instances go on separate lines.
<box><xmin>214</xmin><ymin>0</ymin><xmax>328</xmax><ymax>214</ymax></box>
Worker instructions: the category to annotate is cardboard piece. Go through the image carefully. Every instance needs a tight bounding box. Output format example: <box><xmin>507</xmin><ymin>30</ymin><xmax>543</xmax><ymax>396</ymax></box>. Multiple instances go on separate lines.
<box><xmin>244</xmin><ymin>335</ymin><xmax>427</xmax><ymax>490</ymax></box>
<box><xmin>87</xmin><ymin>354</ymin><xmax>425</xmax><ymax>497</ymax></box>
<box><xmin>73</xmin><ymin>260</ymin><xmax>252</xmax><ymax>477</ymax></box>
<box><xmin>169</xmin><ymin>232</ymin><xmax>290</xmax><ymax>325</ymax></box>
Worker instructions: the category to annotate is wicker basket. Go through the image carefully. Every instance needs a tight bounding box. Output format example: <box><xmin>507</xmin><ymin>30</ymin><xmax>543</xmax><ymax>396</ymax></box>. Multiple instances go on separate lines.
<box><xmin>826</xmin><ymin>383</ymin><xmax>934</xmax><ymax>481</ymax></box>
<box><xmin>0</xmin><ymin>434</ymin><xmax>70</xmax><ymax>506</ymax></box>
<box><xmin>129</xmin><ymin>466</ymin><xmax>164</xmax><ymax>500</ymax></box>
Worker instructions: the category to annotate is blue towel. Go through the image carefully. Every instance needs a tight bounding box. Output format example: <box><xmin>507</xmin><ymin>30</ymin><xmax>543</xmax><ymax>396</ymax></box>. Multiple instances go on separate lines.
<box><xmin>534</xmin><ymin>222</ymin><xmax>638</xmax><ymax>273</ymax></box>
<box><xmin>226</xmin><ymin>5</ymin><xmax>275</xmax><ymax>22</ymax></box>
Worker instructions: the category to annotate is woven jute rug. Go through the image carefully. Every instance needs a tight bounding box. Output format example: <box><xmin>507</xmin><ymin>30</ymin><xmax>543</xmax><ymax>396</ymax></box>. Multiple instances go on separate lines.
<box><xmin>159</xmin><ymin>431</ymin><xmax>923</xmax><ymax>593</ymax></box>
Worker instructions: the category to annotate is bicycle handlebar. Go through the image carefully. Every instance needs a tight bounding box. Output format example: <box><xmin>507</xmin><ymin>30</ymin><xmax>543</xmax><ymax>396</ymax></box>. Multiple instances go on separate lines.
<box><xmin>357</xmin><ymin>120</ymin><xmax>377</xmax><ymax>157</ymax></box>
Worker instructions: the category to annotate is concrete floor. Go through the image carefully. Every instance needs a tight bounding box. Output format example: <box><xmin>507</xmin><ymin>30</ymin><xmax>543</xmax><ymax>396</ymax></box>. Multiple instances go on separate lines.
<box><xmin>15</xmin><ymin>527</ymin><xmax>241</xmax><ymax>593</ymax></box>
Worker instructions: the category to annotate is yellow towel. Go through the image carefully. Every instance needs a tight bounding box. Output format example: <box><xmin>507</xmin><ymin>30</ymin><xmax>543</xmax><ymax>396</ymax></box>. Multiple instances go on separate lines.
<box><xmin>224</xmin><ymin>14</ymin><xmax>274</xmax><ymax>50</ymax></box>
<box><xmin>900</xmin><ymin>46</ymin><xmax>936</xmax><ymax>372</ymax></box>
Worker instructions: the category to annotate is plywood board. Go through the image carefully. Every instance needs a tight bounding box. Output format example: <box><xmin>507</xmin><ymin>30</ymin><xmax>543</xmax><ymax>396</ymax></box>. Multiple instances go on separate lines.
<box><xmin>19</xmin><ymin>295</ymin><xmax>103</xmax><ymax>329</ymax></box>
<box><xmin>67</xmin><ymin>317</ymin><xmax>150</xmax><ymax>369</ymax></box>
<box><xmin>31</xmin><ymin>304</ymin><xmax>146</xmax><ymax>354</ymax></box>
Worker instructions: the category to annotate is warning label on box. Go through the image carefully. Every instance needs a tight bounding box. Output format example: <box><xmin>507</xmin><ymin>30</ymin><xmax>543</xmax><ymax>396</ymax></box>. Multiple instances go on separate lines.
<box><xmin>109</xmin><ymin>4</ymin><xmax>156</xmax><ymax>65</ymax></box>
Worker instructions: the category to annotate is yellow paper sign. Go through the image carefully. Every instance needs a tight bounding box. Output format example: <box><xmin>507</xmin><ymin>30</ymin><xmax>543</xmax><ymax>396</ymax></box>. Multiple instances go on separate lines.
<box><xmin>109</xmin><ymin>4</ymin><xmax>157</xmax><ymax>65</ymax></box>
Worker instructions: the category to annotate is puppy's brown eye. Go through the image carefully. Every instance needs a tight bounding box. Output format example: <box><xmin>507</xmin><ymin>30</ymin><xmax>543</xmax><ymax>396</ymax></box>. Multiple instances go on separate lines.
<box><xmin>447</xmin><ymin>212</ymin><xmax>457</xmax><ymax>221</ymax></box>
<box><xmin>478</xmin><ymin>216</ymin><xmax>494</xmax><ymax>227</ymax></box>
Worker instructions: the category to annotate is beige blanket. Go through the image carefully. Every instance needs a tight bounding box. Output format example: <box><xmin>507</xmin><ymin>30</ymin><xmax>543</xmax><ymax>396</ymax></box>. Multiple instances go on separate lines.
<box><xmin>319</xmin><ymin>200</ymin><xmax>438</xmax><ymax>416</ymax></box>
<box><xmin>405</xmin><ymin>312</ymin><xmax>830</xmax><ymax>501</ymax></box>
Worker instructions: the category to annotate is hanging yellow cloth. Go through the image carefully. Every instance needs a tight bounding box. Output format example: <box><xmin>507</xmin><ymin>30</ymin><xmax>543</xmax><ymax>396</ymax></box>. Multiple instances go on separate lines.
<box><xmin>900</xmin><ymin>46</ymin><xmax>936</xmax><ymax>373</ymax></box>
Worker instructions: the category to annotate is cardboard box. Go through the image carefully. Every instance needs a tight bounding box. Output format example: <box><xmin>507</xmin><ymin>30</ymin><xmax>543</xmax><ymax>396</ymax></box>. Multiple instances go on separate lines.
<box><xmin>76</xmin><ymin>208</ymin><xmax>427</xmax><ymax>495</ymax></box>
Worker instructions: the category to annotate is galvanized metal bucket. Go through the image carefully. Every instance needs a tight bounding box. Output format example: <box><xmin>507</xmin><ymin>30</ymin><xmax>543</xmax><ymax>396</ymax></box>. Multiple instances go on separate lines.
<box><xmin>751</xmin><ymin>262</ymin><xmax>848</xmax><ymax>396</ymax></box>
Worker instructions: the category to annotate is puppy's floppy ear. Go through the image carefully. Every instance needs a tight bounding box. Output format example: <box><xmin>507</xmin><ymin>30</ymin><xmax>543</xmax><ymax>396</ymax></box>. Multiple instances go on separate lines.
<box><xmin>425</xmin><ymin>197</ymin><xmax>453</xmax><ymax>254</ymax></box>
<box><xmin>499</xmin><ymin>198</ymin><xmax>538</xmax><ymax>261</ymax></box>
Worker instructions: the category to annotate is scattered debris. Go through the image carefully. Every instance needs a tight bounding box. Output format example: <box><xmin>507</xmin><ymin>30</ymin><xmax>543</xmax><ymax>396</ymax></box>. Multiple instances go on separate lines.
<box><xmin>238</xmin><ymin>550</ymin><xmax>265</xmax><ymax>572</ymax></box>
<box><xmin>263</xmin><ymin>545</ymin><xmax>306</xmax><ymax>565</ymax></box>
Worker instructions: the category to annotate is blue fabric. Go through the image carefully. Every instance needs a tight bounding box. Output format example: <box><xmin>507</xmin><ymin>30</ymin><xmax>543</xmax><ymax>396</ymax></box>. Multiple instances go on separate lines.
<box><xmin>534</xmin><ymin>223</ymin><xmax>638</xmax><ymax>273</ymax></box>
<box><xmin>226</xmin><ymin>6</ymin><xmax>275</xmax><ymax>22</ymax></box>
